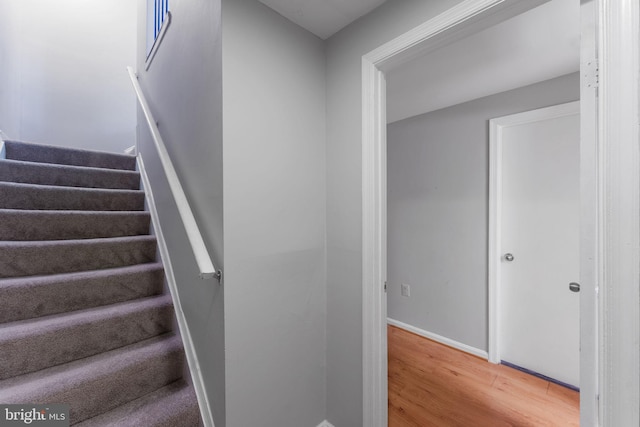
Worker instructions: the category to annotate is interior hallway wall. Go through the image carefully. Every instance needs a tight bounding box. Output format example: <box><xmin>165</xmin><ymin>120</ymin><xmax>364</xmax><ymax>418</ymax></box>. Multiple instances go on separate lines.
<box><xmin>1</xmin><ymin>0</ymin><xmax>137</xmax><ymax>152</ymax></box>
<box><xmin>387</xmin><ymin>73</ymin><xmax>580</xmax><ymax>352</ymax></box>
<box><xmin>222</xmin><ymin>0</ymin><xmax>327</xmax><ymax>426</ymax></box>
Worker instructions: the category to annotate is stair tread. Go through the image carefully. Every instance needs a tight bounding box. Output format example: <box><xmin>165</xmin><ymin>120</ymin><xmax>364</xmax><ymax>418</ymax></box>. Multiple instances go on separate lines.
<box><xmin>0</xmin><ymin>334</ymin><xmax>184</xmax><ymax>424</ymax></box>
<box><xmin>0</xmin><ymin>158</ymin><xmax>139</xmax><ymax>176</ymax></box>
<box><xmin>75</xmin><ymin>381</ymin><xmax>201</xmax><ymax>427</ymax></box>
<box><xmin>0</xmin><ymin>209</ymin><xmax>151</xmax><ymax>241</ymax></box>
<box><xmin>4</xmin><ymin>140</ymin><xmax>136</xmax><ymax>171</ymax></box>
<box><xmin>0</xmin><ymin>295</ymin><xmax>174</xmax><ymax>379</ymax></box>
<box><xmin>0</xmin><ymin>263</ymin><xmax>165</xmax><ymax>322</ymax></box>
<box><xmin>0</xmin><ymin>235</ymin><xmax>158</xmax><ymax>278</ymax></box>
<box><xmin>0</xmin><ymin>333</ymin><xmax>181</xmax><ymax>394</ymax></box>
<box><xmin>0</xmin><ymin>294</ymin><xmax>173</xmax><ymax>336</ymax></box>
<box><xmin>0</xmin><ymin>158</ymin><xmax>140</xmax><ymax>190</ymax></box>
<box><xmin>0</xmin><ymin>181</ymin><xmax>145</xmax><ymax>211</ymax></box>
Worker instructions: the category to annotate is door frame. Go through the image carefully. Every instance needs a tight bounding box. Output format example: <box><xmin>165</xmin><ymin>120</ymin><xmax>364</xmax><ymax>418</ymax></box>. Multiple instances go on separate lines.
<box><xmin>487</xmin><ymin>100</ymin><xmax>581</xmax><ymax>365</ymax></box>
<box><xmin>361</xmin><ymin>1</ymin><xmax>640</xmax><ymax>426</ymax></box>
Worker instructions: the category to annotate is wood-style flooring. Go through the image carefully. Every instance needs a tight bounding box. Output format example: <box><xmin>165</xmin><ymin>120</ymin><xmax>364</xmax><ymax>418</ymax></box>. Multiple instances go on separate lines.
<box><xmin>388</xmin><ymin>325</ymin><xmax>579</xmax><ymax>426</ymax></box>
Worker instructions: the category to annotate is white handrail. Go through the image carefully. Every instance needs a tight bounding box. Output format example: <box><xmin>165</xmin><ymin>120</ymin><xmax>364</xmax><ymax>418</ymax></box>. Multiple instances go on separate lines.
<box><xmin>127</xmin><ymin>66</ymin><xmax>220</xmax><ymax>281</ymax></box>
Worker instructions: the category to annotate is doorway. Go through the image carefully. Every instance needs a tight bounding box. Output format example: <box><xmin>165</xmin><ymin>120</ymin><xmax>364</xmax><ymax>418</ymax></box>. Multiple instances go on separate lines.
<box><xmin>383</xmin><ymin>2</ymin><xmax>581</xmax><ymax>422</ymax></box>
<box><xmin>359</xmin><ymin>0</ymin><xmax>627</xmax><ymax>425</ymax></box>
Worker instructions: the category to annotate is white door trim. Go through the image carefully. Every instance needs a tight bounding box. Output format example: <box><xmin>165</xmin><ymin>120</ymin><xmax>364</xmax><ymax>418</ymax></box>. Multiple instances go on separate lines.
<box><xmin>362</xmin><ymin>56</ymin><xmax>388</xmax><ymax>427</ymax></box>
<box><xmin>579</xmin><ymin>0</ymin><xmax>598</xmax><ymax>423</ymax></box>
<box><xmin>362</xmin><ymin>0</ymin><xmax>640</xmax><ymax>425</ymax></box>
<box><xmin>596</xmin><ymin>1</ymin><xmax>640</xmax><ymax>425</ymax></box>
<box><xmin>487</xmin><ymin>101</ymin><xmax>580</xmax><ymax>365</ymax></box>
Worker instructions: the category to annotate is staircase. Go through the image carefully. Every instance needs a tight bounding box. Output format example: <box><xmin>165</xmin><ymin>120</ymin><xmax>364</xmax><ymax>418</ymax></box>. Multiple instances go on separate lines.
<box><xmin>0</xmin><ymin>140</ymin><xmax>203</xmax><ymax>426</ymax></box>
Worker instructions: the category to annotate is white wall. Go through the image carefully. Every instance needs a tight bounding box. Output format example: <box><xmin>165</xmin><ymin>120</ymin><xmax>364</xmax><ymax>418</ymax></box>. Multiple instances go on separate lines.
<box><xmin>222</xmin><ymin>1</ymin><xmax>327</xmax><ymax>426</ymax></box>
<box><xmin>135</xmin><ymin>0</ymin><xmax>225</xmax><ymax>424</ymax></box>
<box><xmin>1</xmin><ymin>0</ymin><xmax>136</xmax><ymax>152</ymax></box>
<box><xmin>387</xmin><ymin>73</ymin><xmax>580</xmax><ymax>352</ymax></box>
<box><xmin>0</xmin><ymin>2</ymin><xmax>20</xmax><ymax>140</ymax></box>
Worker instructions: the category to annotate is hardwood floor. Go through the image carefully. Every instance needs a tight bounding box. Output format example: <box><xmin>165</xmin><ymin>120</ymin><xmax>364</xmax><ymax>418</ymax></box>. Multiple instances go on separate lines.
<box><xmin>388</xmin><ymin>325</ymin><xmax>579</xmax><ymax>426</ymax></box>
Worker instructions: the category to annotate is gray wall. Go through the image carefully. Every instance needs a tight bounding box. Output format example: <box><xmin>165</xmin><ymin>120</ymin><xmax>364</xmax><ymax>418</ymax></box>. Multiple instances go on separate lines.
<box><xmin>135</xmin><ymin>0</ymin><xmax>225</xmax><ymax>425</ymax></box>
<box><xmin>387</xmin><ymin>73</ymin><xmax>580</xmax><ymax>352</ymax></box>
<box><xmin>325</xmin><ymin>2</ymin><xmax>467</xmax><ymax>425</ymax></box>
<box><xmin>1</xmin><ymin>0</ymin><xmax>136</xmax><ymax>152</ymax></box>
<box><xmin>221</xmin><ymin>1</ymin><xmax>327</xmax><ymax>426</ymax></box>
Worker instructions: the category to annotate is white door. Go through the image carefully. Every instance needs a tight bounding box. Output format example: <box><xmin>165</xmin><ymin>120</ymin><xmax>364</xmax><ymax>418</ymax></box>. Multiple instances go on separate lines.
<box><xmin>494</xmin><ymin>102</ymin><xmax>580</xmax><ymax>387</ymax></box>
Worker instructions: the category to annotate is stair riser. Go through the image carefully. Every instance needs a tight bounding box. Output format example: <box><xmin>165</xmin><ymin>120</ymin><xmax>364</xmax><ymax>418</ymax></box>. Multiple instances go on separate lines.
<box><xmin>0</xmin><ymin>238</ymin><xmax>157</xmax><ymax>278</ymax></box>
<box><xmin>0</xmin><ymin>211</ymin><xmax>151</xmax><ymax>241</ymax></box>
<box><xmin>0</xmin><ymin>336</ymin><xmax>184</xmax><ymax>425</ymax></box>
<box><xmin>0</xmin><ymin>184</ymin><xmax>145</xmax><ymax>211</ymax></box>
<box><xmin>0</xmin><ymin>160</ymin><xmax>140</xmax><ymax>190</ymax></box>
<box><xmin>0</xmin><ymin>299</ymin><xmax>174</xmax><ymax>380</ymax></box>
<box><xmin>4</xmin><ymin>141</ymin><xmax>137</xmax><ymax>171</ymax></box>
<box><xmin>0</xmin><ymin>266</ymin><xmax>164</xmax><ymax>323</ymax></box>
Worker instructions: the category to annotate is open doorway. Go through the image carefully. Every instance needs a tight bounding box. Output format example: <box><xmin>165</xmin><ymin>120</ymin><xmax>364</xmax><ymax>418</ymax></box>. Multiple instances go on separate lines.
<box><xmin>384</xmin><ymin>1</ymin><xmax>580</xmax><ymax>420</ymax></box>
<box><xmin>359</xmin><ymin>0</ymin><xmax>611</xmax><ymax>425</ymax></box>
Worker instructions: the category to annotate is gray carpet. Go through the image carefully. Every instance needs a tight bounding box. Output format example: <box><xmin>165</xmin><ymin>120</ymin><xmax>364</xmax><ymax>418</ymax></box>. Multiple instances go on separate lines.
<box><xmin>0</xmin><ymin>140</ymin><xmax>203</xmax><ymax>426</ymax></box>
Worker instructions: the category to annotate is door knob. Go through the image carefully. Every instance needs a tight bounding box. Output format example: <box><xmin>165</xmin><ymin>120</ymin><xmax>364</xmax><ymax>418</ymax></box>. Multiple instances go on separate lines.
<box><xmin>569</xmin><ymin>282</ymin><xmax>580</xmax><ymax>292</ymax></box>
<box><xmin>504</xmin><ymin>253</ymin><xmax>514</xmax><ymax>262</ymax></box>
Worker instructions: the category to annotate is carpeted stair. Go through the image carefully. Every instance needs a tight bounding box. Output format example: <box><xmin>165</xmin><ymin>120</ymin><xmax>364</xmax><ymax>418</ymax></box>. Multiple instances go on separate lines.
<box><xmin>0</xmin><ymin>140</ymin><xmax>203</xmax><ymax>426</ymax></box>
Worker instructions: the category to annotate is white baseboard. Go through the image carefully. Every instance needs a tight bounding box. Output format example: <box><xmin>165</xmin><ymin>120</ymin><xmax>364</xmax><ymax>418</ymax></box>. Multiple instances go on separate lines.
<box><xmin>138</xmin><ymin>155</ymin><xmax>216</xmax><ymax>427</ymax></box>
<box><xmin>317</xmin><ymin>421</ymin><xmax>336</xmax><ymax>427</ymax></box>
<box><xmin>387</xmin><ymin>318</ymin><xmax>488</xmax><ymax>360</ymax></box>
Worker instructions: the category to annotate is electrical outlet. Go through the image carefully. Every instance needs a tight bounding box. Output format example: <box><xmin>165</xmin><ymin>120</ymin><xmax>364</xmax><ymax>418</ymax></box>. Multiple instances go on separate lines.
<box><xmin>401</xmin><ymin>283</ymin><xmax>410</xmax><ymax>297</ymax></box>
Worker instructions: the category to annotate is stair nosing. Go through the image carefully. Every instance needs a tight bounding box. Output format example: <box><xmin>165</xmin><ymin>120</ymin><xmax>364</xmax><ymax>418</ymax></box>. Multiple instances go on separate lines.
<box><xmin>0</xmin><ymin>235</ymin><xmax>156</xmax><ymax>248</ymax></box>
<box><xmin>0</xmin><ymin>262</ymin><xmax>164</xmax><ymax>286</ymax></box>
<box><xmin>0</xmin><ymin>158</ymin><xmax>140</xmax><ymax>177</ymax></box>
<box><xmin>0</xmin><ymin>181</ymin><xmax>144</xmax><ymax>195</ymax></box>
<box><xmin>0</xmin><ymin>208</ymin><xmax>151</xmax><ymax>217</ymax></box>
